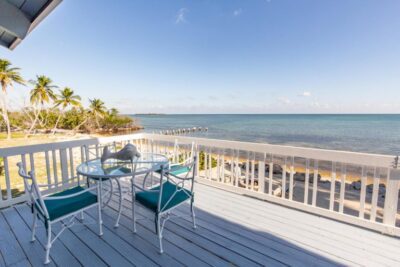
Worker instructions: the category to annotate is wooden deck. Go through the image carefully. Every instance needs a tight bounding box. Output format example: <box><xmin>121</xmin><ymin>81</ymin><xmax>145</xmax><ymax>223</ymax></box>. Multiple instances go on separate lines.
<box><xmin>1</xmin><ymin>181</ymin><xmax>400</xmax><ymax>267</ymax></box>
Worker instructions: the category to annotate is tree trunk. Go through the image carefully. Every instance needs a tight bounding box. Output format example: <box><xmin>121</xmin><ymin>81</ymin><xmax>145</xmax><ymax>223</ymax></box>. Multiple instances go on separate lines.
<box><xmin>95</xmin><ymin>116</ymin><xmax>100</xmax><ymax>128</ymax></box>
<box><xmin>52</xmin><ymin>112</ymin><xmax>63</xmax><ymax>135</ymax></box>
<box><xmin>72</xmin><ymin>117</ymin><xmax>87</xmax><ymax>135</ymax></box>
<box><xmin>0</xmin><ymin>87</ymin><xmax>11</xmax><ymax>139</ymax></box>
<box><xmin>26</xmin><ymin>107</ymin><xmax>40</xmax><ymax>137</ymax></box>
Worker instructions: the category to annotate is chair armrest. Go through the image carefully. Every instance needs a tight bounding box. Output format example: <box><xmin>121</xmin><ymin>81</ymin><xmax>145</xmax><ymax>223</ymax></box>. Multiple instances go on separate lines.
<box><xmin>37</xmin><ymin>177</ymin><xmax>77</xmax><ymax>188</ymax></box>
<box><xmin>132</xmin><ymin>183</ymin><xmax>159</xmax><ymax>192</ymax></box>
<box><xmin>170</xmin><ymin>157</ymin><xmax>193</xmax><ymax>167</ymax></box>
<box><xmin>43</xmin><ymin>187</ymin><xmax>98</xmax><ymax>200</ymax></box>
<box><xmin>167</xmin><ymin>172</ymin><xmax>194</xmax><ymax>181</ymax></box>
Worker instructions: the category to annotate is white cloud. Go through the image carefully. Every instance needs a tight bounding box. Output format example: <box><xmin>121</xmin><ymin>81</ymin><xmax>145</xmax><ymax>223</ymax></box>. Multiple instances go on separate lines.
<box><xmin>175</xmin><ymin>8</ymin><xmax>188</xmax><ymax>24</ymax></box>
<box><xmin>233</xmin><ymin>8</ymin><xmax>242</xmax><ymax>17</ymax></box>
<box><xmin>298</xmin><ymin>91</ymin><xmax>311</xmax><ymax>97</ymax></box>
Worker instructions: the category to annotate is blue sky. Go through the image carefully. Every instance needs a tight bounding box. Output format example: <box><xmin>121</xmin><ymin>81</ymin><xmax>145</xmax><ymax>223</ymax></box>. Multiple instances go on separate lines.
<box><xmin>2</xmin><ymin>0</ymin><xmax>400</xmax><ymax>114</ymax></box>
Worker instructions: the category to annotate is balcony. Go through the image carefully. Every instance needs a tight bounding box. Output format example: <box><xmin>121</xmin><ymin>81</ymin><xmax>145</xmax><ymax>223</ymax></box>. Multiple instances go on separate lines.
<box><xmin>1</xmin><ymin>133</ymin><xmax>400</xmax><ymax>266</ymax></box>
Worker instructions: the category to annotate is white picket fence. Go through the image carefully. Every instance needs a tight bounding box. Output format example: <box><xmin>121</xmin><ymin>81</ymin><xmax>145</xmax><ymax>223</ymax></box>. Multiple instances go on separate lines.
<box><xmin>1</xmin><ymin>133</ymin><xmax>399</xmax><ymax>236</ymax></box>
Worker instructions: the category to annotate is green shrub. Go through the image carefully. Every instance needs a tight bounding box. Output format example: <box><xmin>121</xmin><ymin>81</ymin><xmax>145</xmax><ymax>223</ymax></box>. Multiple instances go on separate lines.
<box><xmin>199</xmin><ymin>151</ymin><xmax>217</xmax><ymax>171</ymax></box>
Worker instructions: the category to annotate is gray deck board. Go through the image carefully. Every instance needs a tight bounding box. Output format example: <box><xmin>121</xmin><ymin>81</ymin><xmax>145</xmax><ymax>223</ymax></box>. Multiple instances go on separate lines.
<box><xmin>81</xmin><ymin>210</ymin><xmax>158</xmax><ymax>267</ymax></box>
<box><xmin>171</xmin><ymin>208</ymin><xmax>329</xmax><ymax>267</ymax></box>
<box><xmin>203</xmin><ymin>183</ymin><xmax>400</xmax><ymax>256</ymax></box>
<box><xmin>173</xmin><ymin>205</ymin><xmax>338</xmax><ymax>266</ymax></box>
<box><xmin>0</xmin><ymin>212</ymin><xmax>28</xmax><ymax>267</ymax></box>
<box><xmin>15</xmin><ymin>205</ymin><xmax>106</xmax><ymax>267</ymax></box>
<box><xmin>85</xmin><ymin>207</ymin><xmax>182</xmax><ymax>267</ymax></box>
<box><xmin>66</xmin><ymin>216</ymin><xmax>134</xmax><ymax>267</ymax></box>
<box><xmin>197</xmin><ymin>183</ymin><xmax>400</xmax><ymax>266</ymax></box>
<box><xmin>104</xmin><ymin>200</ymin><xmax>209</xmax><ymax>267</ymax></box>
<box><xmin>118</xmin><ymin>200</ymin><xmax>282</xmax><ymax>267</ymax></box>
<box><xmin>1</xmin><ymin>208</ymin><xmax>56</xmax><ymax>267</ymax></box>
<box><xmin>13</xmin><ymin>206</ymin><xmax>81</xmax><ymax>267</ymax></box>
<box><xmin>0</xmin><ymin>252</ymin><xmax>5</xmax><ymax>267</ymax></box>
<box><xmin>106</xmin><ymin>201</ymin><xmax>262</xmax><ymax>266</ymax></box>
<box><xmin>1</xmin><ymin>181</ymin><xmax>400</xmax><ymax>267</ymax></box>
<box><xmin>7</xmin><ymin>259</ymin><xmax>31</xmax><ymax>267</ymax></box>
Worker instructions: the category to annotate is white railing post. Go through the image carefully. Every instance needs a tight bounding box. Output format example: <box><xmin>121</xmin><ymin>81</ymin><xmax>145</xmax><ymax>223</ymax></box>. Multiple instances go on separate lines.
<box><xmin>383</xmin><ymin>168</ymin><xmax>400</xmax><ymax>227</ymax></box>
<box><xmin>258</xmin><ymin>153</ymin><xmax>265</xmax><ymax>193</ymax></box>
<box><xmin>359</xmin><ymin>166</ymin><xmax>367</xmax><ymax>219</ymax></box>
<box><xmin>304</xmin><ymin>158</ymin><xmax>310</xmax><ymax>204</ymax></box>
<box><xmin>329</xmin><ymin>162</ymin><xmax>336</xmax><ymax>211</ymax></box>
<box><xmin>268</xmin><ymin>155</ymin><xmax>273</xmax><ymax>195</ymax></box>
<box><xmin>59</xmin><ymin>148</ymin><xmax>69</xmax><ymax>185</ymax></box>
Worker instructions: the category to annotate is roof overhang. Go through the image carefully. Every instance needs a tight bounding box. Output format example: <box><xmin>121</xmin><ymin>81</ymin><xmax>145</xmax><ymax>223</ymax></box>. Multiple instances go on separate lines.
<box><xmin>0</xmin><ymin>0</ymin><xmax>62</xmax><ymax>50</ymax></box>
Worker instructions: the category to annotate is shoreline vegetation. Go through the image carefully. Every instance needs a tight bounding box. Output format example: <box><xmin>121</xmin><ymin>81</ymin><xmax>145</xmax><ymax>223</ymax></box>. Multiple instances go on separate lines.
<box><xmin>0</xmin><ymin>59</ymin><xmax>142</xmax><ymax>142</ymax></box>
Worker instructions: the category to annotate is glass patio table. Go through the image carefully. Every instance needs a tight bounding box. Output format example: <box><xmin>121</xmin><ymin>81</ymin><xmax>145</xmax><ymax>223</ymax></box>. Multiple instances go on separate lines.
<box><xmin>76</xmin><ymin>152</ymin><xmax>169</xmax><ymax>227</ymax></box>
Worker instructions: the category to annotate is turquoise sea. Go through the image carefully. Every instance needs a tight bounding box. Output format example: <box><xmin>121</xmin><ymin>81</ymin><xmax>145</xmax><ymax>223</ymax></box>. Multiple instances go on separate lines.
<box><xmin>131</xmin><ymin>114</ymin><xmax>400</xmax><ymax>155</ymax></box>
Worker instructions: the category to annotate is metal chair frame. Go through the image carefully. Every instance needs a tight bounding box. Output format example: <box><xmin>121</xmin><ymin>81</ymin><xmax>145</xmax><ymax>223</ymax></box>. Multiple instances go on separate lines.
<box><xmin>130</xmin><ymin>154</ymin><xmax>197</xmax><ymax>253</ymax></box>
<box><xmin>17</xmin><ymin>162</ymin><xmax>103</xmax><ymax>265</ymax></box>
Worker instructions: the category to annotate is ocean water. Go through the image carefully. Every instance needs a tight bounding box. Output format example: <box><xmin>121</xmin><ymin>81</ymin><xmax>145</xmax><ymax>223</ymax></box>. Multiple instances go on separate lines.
<box><xmin>131</xmin><ymin>114</ymin><xmax>400</xmax><ymax>155</ymax></box>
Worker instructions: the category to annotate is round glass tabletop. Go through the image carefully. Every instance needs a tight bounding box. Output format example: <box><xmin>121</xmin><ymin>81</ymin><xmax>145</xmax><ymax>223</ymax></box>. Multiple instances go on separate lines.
<box><xmin>76</xmin><ymin>152</ymin><xmax>169</xmax><ymax>179</ymax></box>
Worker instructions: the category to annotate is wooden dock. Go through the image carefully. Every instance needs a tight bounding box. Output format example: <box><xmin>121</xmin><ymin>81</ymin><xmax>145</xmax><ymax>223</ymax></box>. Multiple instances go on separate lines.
<box><xmin>1</xmin><ymin>181</ymin><xmax>400</xmax><ymax>266</ymax></box>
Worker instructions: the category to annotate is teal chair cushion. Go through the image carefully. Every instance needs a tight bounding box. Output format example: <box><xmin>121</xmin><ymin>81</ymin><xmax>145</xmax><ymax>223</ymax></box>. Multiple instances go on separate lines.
<box><xmin>135</xmin><ymin>181</ymin><xmax>192</xmax><ymax>213</ymax></box>
<box><xmin>155</xmin><ymin>165</ymin><xmax>190</xmax><ymax>176</ymax></box>
<box><xmin>36</xmin><ymin>186</ymin><xmax>97</xmax><ymax>221</ymax></box>
<box><xmin>169</xmin><ymin>165</ymin><xmax>190</xmax><ymax>176</ymax></box>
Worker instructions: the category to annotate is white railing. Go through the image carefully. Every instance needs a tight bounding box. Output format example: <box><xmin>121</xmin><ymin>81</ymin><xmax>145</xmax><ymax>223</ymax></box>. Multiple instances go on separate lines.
<box><xmin>1</xmin><ymin>133</ymin><xmax>399</xmax><ymax>236</ymax></box>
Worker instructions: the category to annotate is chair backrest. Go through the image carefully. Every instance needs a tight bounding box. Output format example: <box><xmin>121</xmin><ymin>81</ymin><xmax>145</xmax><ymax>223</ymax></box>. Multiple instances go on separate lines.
<box><xmin>84</xmin><ymin>142</ymin><xmax>118</xmax><ymax>161</ymax></box>
<box><xmin>172</xmin><ymin>140</ymin><xmax>195</xmax><ymax>165</ymax></box>
<box><xmin>17</xmin><ymin>162</ymin><xmax>49</xmax><ymax>219</ymax></box>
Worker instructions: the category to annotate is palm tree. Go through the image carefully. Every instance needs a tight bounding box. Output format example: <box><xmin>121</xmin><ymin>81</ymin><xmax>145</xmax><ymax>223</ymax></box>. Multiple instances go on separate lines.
<box><xmin>30</xmin><ymin>75</ymin><xmax>57</xmax><ymax>105</ymax></box>
<box><xmin>0</xmin><ymin>59</ymin><xmax>25</xmax><ymax>139</ymax></box>
<box><xmin>88</xmin><ymin>98</ymin><xmax>107</xmax><ymax>128</ymax></box>
<box><xmin>52</xmin><ymin>87</ymin><xmax>81</xmax><ymax>134</ymax></box>
<box><xmin>28</xmin><ymin>75</ymin><xmax>57</xmax><ymax>135</ymax></box>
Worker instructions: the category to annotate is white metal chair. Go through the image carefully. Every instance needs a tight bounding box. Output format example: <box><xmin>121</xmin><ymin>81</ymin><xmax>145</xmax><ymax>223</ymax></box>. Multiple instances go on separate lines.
<box><xmin>131</xmin><ymin>156</ymin><xmax>197</xmax><ymax>253</ymax></box>
<box><xmin>17</xmin><ymin>162</ymin><xmax>103</xmax><ymax>265</ymax></box>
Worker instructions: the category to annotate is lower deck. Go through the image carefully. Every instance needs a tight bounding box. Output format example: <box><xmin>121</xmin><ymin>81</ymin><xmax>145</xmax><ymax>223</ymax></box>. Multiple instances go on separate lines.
<box><xmin>1</xmin><ymin>181</ymin><xmax>400</xmax><ymax>266</ymax></box>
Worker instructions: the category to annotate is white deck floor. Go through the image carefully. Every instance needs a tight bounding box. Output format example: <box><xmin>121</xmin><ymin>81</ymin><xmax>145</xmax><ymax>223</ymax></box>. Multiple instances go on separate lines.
<box><xmin>1</xmin><ymin>181</ymin><xmax>400</xmax><ymax>267</ymax></box>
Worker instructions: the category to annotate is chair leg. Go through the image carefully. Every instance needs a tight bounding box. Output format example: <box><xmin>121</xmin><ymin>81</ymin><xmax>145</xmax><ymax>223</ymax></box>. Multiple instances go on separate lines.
<box><xmin>44</xmin><ymin>224</ymin><xmax>52</xmax><ymax>264</ymax></box>
<box><xmin>104</xmin><ymin>178</ymin><xmax>113</xmax><ymax>207</ymax></box>
<box><xmin>97</xmin><ymin>179</ymin><xmax>103</xmax><ymax>236</ymax></box>
<box><xmin>156</xmin><ymin>214</ymin><xmax>163</xmax><ymax>254</ymax></box>
<box><xmin>31</xmin><ymin>210</ymin><xmax>37</xmax><ymax>242</ymax></box>
<box><xmin>191</xmin><ymin>199</ymin><xmax>197</xmax><ymax>229</ymax></box>
<box><xmin>131</xmin><ymin>180</ymin><xmax>136</xmax><ymax>233</ymax></box>
<box><xmin>98</xmin><ymin>202</ymin><xmax>103</xmax><ymax>236</ymax></box>
<box><xmin>115</xmin><ymin>179</ymin><xmax>122</xmax><ymax>228</ymax></box>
